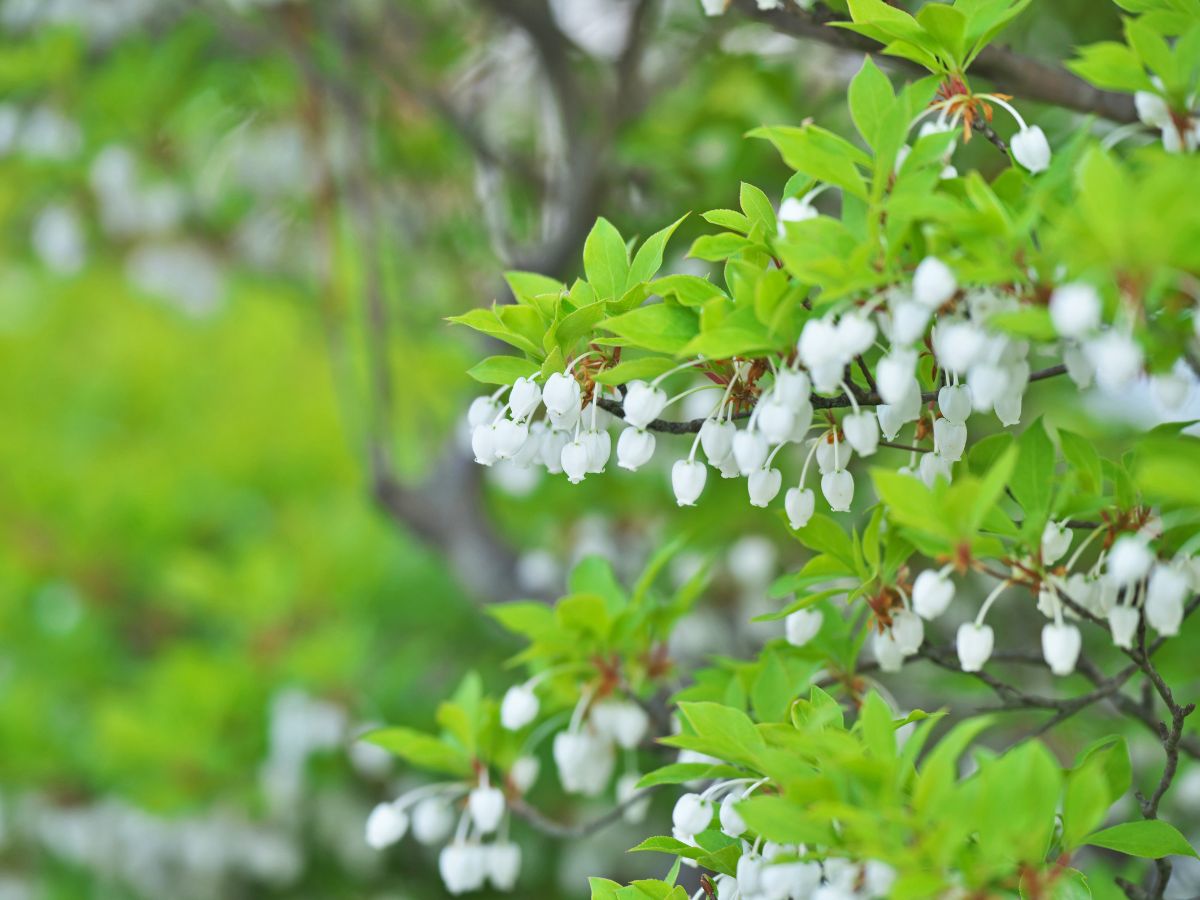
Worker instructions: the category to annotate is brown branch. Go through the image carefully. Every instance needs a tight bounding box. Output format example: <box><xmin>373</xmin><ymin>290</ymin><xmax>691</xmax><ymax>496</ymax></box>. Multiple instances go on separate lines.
<box><xmin>508</xmin><ymin>786</ymin><xmax>660</xmax><ymax>839</ymax></box>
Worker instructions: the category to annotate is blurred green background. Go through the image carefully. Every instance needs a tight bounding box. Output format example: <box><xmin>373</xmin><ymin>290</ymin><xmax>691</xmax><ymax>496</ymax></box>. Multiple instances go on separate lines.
<box><xmin>4</xmin><ymin>1</ymin><xmax>1193</xmax><ymax>898</ymax></box>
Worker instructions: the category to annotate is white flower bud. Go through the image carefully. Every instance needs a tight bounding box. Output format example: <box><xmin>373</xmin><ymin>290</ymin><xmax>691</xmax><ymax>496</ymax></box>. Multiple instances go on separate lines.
<box><xmin>748</xmin><ymin>467</ymin><xmax>783</xmax><ymax>507</ymax></box>
<box><xmin>1011</xmin><ymin>124</ymin><xmax>1051</xmax><ymax>173</ymax></box>
<box><xmin>412</xmin><ymin>797</ymin><xmax>454</xmax><ymax>845</ymax></box>
<box><xmin>583</xmin><ymin>429</ymin><xmax>611</xmax><ymax>473</ymax></box>
<box><xmin>540</xmin><ymin>429</ymin><xmax>569</xmax><ymax>473</ymax></box>
<box><xmin>1146</xmin><ymin>564</ymin><xmax>1188</xmax><ymax>635</ymax></box>
<box><xmin>785</xmin><ymin>608</ymin><xmax>822</xmax><ymax>646</ymax></box>
<box><xmin>809</xmin><ymin>359</ymin><xmax>845</xmax><ymax>394</ymax></box>
<box><xmin>468</xmin><ymin>396</ymin><xmax>502</xmax><ymax>428</ymax></box>
<box><xmin>821</xmin><ymin>469</ymin><xmax>854</xmax><ymax>512</ymax></box>
<box><xmin>672</xmin><ymin>793</ymin><xmax>713</xmax><ymax>838</ymax></box>
<box><xmin>843</xmin><ymin>410</ymin><xmax>880</xmax><ymax>456</ymax></box>
<box><xmin>500</xmin><ymin>684</ymin><xmax>539</xmax><ymax>731</ymax></box>
<box><xmin>493</xmin><ymin>419</ymin><xmax>529</xmax><ymax>460</ymax></box>
<box><xmin>623</xmin><ymin>380</ymin><xmax>668</xmax><ymax>429</ymax></box>
<box><xmin>816</xmin><ymin>436</ymin><xmax>852</xmax><ymax>474</ymax></box>
<box><xmin>913</xmin><ymin>256</ymin><xmax>957</xmax><ymax>308</ymax></box>
<box><xmin>877</xmin><ymin>348</ymin><xmax>918</xmax><ymax>405</ymax></box>
<box><xmin>1107</xmin><ymin>535</ymin><xmax>1153</xmax><ymax>587</ymax></box>
<box><xmin>919</xmin><ymin>451</ymin><xmax>952</xmax><ymax>487</ymax></box>
<box><xmin>552</xmin><ymin>730</ymin><xmax>615</xmax><ymax>796</ymax></box>
<box><xmin>785</xmin><ymin>486</ymin><xmax>815</xmax><ymax>530</ymax></box>
<box><xmin>737</xmin><ymin>855</ymin><xmax>764</xmax><ymax>893</ymax></box>
<box><xmin>1086</xmin><ymin>332</ymin><xmax>1143</xmax><ymax>392</ymax></box>
<box><xmin>876</xmin><ymin>403</ymin><xmax>905</xmax><ymax>441</ymax></box>
<box><xmin>913</xmin><ymin>570</ymin><xmax>954</xmax><ymax>620</ymax></box>
<box><xmin>892</xmin><ymin>608</ymin><xmax>924</xmax><ymax>655</ymax></box>
<box><xmin>934</xmin><ymin>320</ymin><xmax>986</xmax><ymax>376</ymax></box>
<box><xmin>798</xmin><ymin>318</ymin><xmax>841</xmax><ymax>370</ymax></box>
<box><xmin>1041</xmin><ymin>521</ymin><xmax>1072</xmax><ymax>566</ymax></box>
<box><xmin>774</xmin><ymin>369</ymin><xmax>812</xmax><ymax>405</ymax></box>
<box><xmin>468</xmin><ymin>785</ymin><xmax>505</xmax><ymax>834</ymax></box>
<box><xmin>365</xmin><ymin>801</ymin><xmax>408</xmax><ymax>849</ymax></box>
<box><xmin>561</xmin><ymin>440</ymin><xmax>589</xmax><ymax>483</ymax></box>
<box><xmin>472</xmin><ymin>424</ymin><xmax>498</xmax><ymax>466</ymax></box>
<box><xmin>994</xmin><ymin>389</ymin><xmax>1023</xmax><ymax>426</ymax></box>
<box><xmin>509</xmin><ymin>756</ymin><xmax>540</xmax><ymax>793</ymax></box>
<box><xmin>719</xmin><ymin>793</ymin><xmax>747</xmax><ymax>837</ymax></box>
<box><xmin>1050</xmin><ymin>283</ymin><xmax>1101</xmax><ymax>338</ymax></box>
<box><xmin>874</xmin><ymin>628</ymin><xmax>905</xmax><ymax>672</ymax></box>
<box><xmin>933</xmin><ymin>418</ymin><xmax>967</xmax><ymax>461</ymax></box>
<box><xmin>937</xmin><ymin>384</ymin><xmax>972</xmax><ymax>425</ymax></box>
<box><xmin>836</xmin><ymin>312</ymin><xmax>877</xmax><ymax>358</ymax></box>
<box><xmin>956</xmin><ymin>622</ymin><xmax>995</xmax><ymax>672</ymax></box>
<box><xmin>757</xmin><ymin>398</ymin><xmax>796</xmax><ymax>444</ymax></box>
<box><xmin>542</xmin><ymin>371</ymin><xmax>581</xmax><ymax>416</ymax></box>
<box><xmin>616</xmin><ymin>427</ymin><xmax>655</xmax><ymax>470</ymax></box>
<box><xmin>1108</xmin><ymin>605</ymin><xmax>1140</xmax><ymax>649</ymax></box>
<box><xmin>700</xmin><ymin>417</ymin><xmax>735</xmax><ymax>464</ymax></box>
<box><xmin>439</xmin><ymin>841</ymin><xmax>487</xmax><ymax>895</ymax></box>
<box><xmin>509</xmin><ymin>376</ymin><xmax>542</xmax><ymax>421</ymax></box>
<box><xmin>591</xmin><ymin>700</ymin><xmax>649</xmax><ymax>750</ymax></box>
<box><xmin>672</xmin><ymin>458</ymin><xmax>707</xmax><ymax>506</ymax></box>
<box><xmin>733</xmin><ymin>429</ymin><xmax>769</xmax><ymax>474</ymax></box>
<box><xmin>890</xmin><ymin>300</ymin><xmax>932</xmax><ymax>344</ymax></box>
<box><xmin>1042</xmin><ymin>622</ymin><xmax>1082</xmax><ymax>676</ymax></box>
<box><xmin>487</xmin><ymin>842</ymin><xmax>521</xmax><ymax>891</ymax></box>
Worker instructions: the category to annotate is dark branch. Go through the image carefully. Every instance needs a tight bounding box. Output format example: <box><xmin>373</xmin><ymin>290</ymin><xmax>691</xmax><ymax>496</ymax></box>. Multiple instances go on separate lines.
<box><xmin>508</xmin><ymin>786</ymin><xmax>659</xmax><ymax>839</ymax></box>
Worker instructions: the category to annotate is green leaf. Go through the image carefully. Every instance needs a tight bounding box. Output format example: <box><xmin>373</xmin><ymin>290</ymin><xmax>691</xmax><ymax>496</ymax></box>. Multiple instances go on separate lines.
<box><xmin>749</xmin><ymin>125</ymin><xmax>871</xmax><ymax>200</ymax></box>
<box><xmin>584</xmin><ymin>217</ymin><xmax>631</xmax><ymax>301</ymax></box>
<box><xmin>599</xmin><ymin>303</ymin><xmax>700</xmax><ymax>355</ymax></box>
<box><xmin>649</xmin><ymin>274</ymin><xmax>727</xmax><ymax>307</ymax></box>
<box><xmin>1067</xmin><ymin>42</ymin><xmax>1155</xmax><ymax>94</ymax></box>
<box><xmin>848</xmin><ymin>55</ymin><xmax>894</xmax><ymax>149</ymax></box>
<box><xmin>859</xmin><ymin>690</ymin><xmax>897</xmax><ymax>761</ymax></box>
<box><xmin>592</xmin><ymin>356</ymin><xmax>680</xmax><ymax>385</ymax></box>
<box><xmin>1063</xmin><ymin>753</ymin><xmax>1113</xmax><ymax>850</ymax></box>
<box><xmin>916</xmin><ymin>4</ymin><xmax>967</xmax><ymax>66</ymax></box>
<box><xmin>628</xmin><ymin>215</ymin><xmax>688</xmax><ymax>288</ymax></box>
<box><xmin>362</xmin><ymin>727</ymin><xmax>473</xmax><ymax>777</ymax></box>
<box><xmin>739</xmin><ymin>182</ymin><xmax>777</xmax><ymax>235</ymax></box>
<box><xmin>466</xmin><ymin>355</ymin><xmax>540</xmax><ymax>385</ymax></box>
<box><xmin>1083</xmin><ymin>820</ymin><xmax>1199</xmax><ymax>859</ymax></box>
<box><xmin>1011</xmin><ymin>419</ymin><xmax>1055</xmax><ymax>532</ymax></box>
<box><xmin>688</xmin><ymin>233</ymin><xmax>759</xmax><ymax>262</ymax></box>
<box><xmin>751</xmin><ymin>650</ymin><xmax>795</xmax><ymax>723</ymax></box>
<box><xmin>1059</xmin><ymin>430</ymin><xmax>1103</xmax><ymax>494</ymax></box>
<box><xmin>505</xmin><ymin>271</ymin><xmax>564</xmax><ymax>305</ymax></box>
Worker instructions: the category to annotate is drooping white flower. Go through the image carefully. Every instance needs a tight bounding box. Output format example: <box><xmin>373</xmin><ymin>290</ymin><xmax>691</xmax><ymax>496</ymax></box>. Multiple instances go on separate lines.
<box><xmin>1107</xmin><ymin>534</ymin><xmax>1154</xmax><ymax>587</ymax></box>
<box><xmin>875</xmin><ymin>628</ymin><xmax>906</xmax><ymax>673</ymax></box>
<box><xmin>892</xmin><ymin>609</ymin><xmax>924</xmax><ymax>655</ymax></box>
<box><xmin>913</xmin><ymin>569</ymin><xmax>955</xmax><ymax>619</ymax></box>
<box><xmin>590</xmin><ymin>699</ymin><xmax>650</xmax><ymax>750</ymax></box>
<box><xmin>836</xmin><ymin>312</ymin><xmax>877</xmax><ymax>358</ymax></box>
<box><xmin>967</xmin><ymin>362</ymin><xmax>1009</xmax><ymax>410</ymax></box>
<box><xmin>1085</xmin><ymin>332</ymin><xmax>1143</xmax><ymax>392</ymax></box>
<box><xmin>994</xmin><ymin>390</ymin><xmax>1023</xmax><ymax>426</ymax></box>
<box><xmin>757</xmin><ymin>397</ymin><xmax>796</xmax><ymax>444</ymax></box>
<box><xmin>816</xmin><ymin>435</ymin><xmax>853</xmax><ymax>474</ymax></box>
<box><xmin>1063</xmin><ymin>342</ymin><xmax>1094</xmax><ymax>388</ymax></box>
<box><xmin>582</xmin><ymin>428</ymin><xmax>611</xmax><ymax>473</ymax></box>
<box><xmin>412</xmin><ymin>797</ymin><xmax>455</xmax><ymax>846</ymax></box>
<box><xmin>821</xmin><ymin>469</ymin><xmax>854</xmax><ymax>511</ymax></box>
<box><xmin>913</xmin><ymin>256</ymin><xmax>957</xmax><ymax>308</ymax></box>
<box><xmin>547</xmin><ymin>401</ymin><xmax>581</xmax><ymax>432</ymax></box>
<box><xmin>774</xmin><ymin>369</ymin><xmax>812</xmax><ymax>406</ymax></box>
<box><xmin>487</xmin><ymin>842</ymin><xmax>522</xmax><ymax>891</ymax></box>
<box><xmin>933</xmin><ymin>418</ymin><xmax>967</xmax><ymax>461</ymax></box>
<box><xmin>1151</xmin><ymin>360</ymin><xmax>1194</xmax><ymax>411</ymax></box>
<box><xmin>876</xmin><ymin>403</ymin><xmax>905</xmax><ymax>441</ymax></box>
<box><xmin>542</xmin><ymin>371</ymin><xmax>581</xmax><ymax>415</ymax></box>
<box><xmin>1146</xmin><ymin>564</ymin><xmax>1188</xmax><ymax>635</ymax></box>
<box><xmin>700</xmin><ymin>417</ymin><xmax>735</xmax><ymax>464</ymax></box>
<box><xmin>552</xmin><ymin>730</ymin><xmax>615</xmax><ymax>796</ymax></box>
<box><xmin>719</xmin><ymin>792</ymin><xmax>747</xmax><ymax>837</ymax></box>
<box><xmin>919</xmin><ymin>451</ymin><xmax>952</xmax><ymax>487</ymax></box>
<box><xmin>468</xmin><ymin>396</ymin><xmax>502</xmax><ymax>428</ymax></box>
<box><xmin>439</xmin><ymin>841</ymin><xmax>487</xmax><ymax>895</ymax></box>
<box><xmin>785</xmin><ymin>486</ymin><xmax>815</xmax><ymax>529</ymax></box>
<box><xmin>472</xmin><ymin>424</ymin><xmax>499</xmax><ymax>466</ymax></box>
<box><xmin>623</xmin><ymin>380</ymin><xmax>668</xmax><ymax>429</ymax></box>
<box><xmin>1011</xmin><ymin>125</ymin><xmax>1051</xmax><ymax>173</ymax></box>
<box><xmin>748</xmin><ymin>467</ymin><xmax>783</xmax><ymax>507</ymax></box>
<box><xmin>509</xmin><ymin>376</ymin><xmax>542</xmax><ymax>421</ymax></box>
<box><xmin>762</xmin><ymin>861</ymin><xmax>822</xmax><ymax>898</ymax></box>
<box><xmin>616</xmin><ymin>772</ymin><xmax>651</xmax><ymax>823</ymax></box>
<box><xmin>1042</xmin><ymin>622</ymin><xmax>1082</xmax><ymax>676</ymax></box>
<box><xmin>737</xmin><ymin>854</ymin><xmax>765</xmax><ymax>894</ymax></box>
<box><xmin>785</xmin><ymin>608</ymin><xmax>823</xmax><ymax>646</ymax></box>
<box><xmin>864</xmin><ymin>861</ymin><xmax>898</xmax><ymax>898</ymax></box>
<box><xmin>493</xmin><ymin>419</ymin><xmax>529</xmax><ymax>460</ymax></box>
<box><xmin>1108</xmin><ymin>605</ymin><xmax>1140</xmax><ymax>649</ymax></box>
<box><xmin>500</xmin><ymin>684</ymin><xmax>539</xmax><ymax>731</ymax></box>
<box><xmin>672</xmin><ymin>793</ymin><xmax>713</xmax><ymax>838</ymax></box>
<box><xmin>890</xmin><ymin>300</ymin><xmax>932</xmax><ymax>344</ymax></box>
<box><xmin>934</xmin><ymin>320</ymin><xmax>986</xmax><ymax>376</ymax></box>
<box><xmin>956</xmin><ymin>622</ymin><xmax>995</xmax><ymax>672</ymax></box>
<box><xmin>561</xmin><ymin>439</ymin><xmax>589</xmax><ymax>483</ymax></box>
<box><xmin>539</xmin><ymin>429</ymin><xmax>569</xmax><ymax>473</ymax></box>
<box><xmin>1041</xmin><ymin>521</ymin><xmax>1072</xmax><ymax>566</ymax></box>
<box><xmin>672</xmin><ymin>458</ymin><xmax>708</xmax><ymax>506</ymax></box>
<box><xmin>1135</xmin><ymin>90</ymin><xmax>1171</xmax><ymax>128</ymax></box>
<box><xmin>877</xmin><ymin>348</ymin><xmax>918</xmax><ymax>404</ymax></box>
<box><xmin>365</xmin><ymin>801</ymin><xmax>408</xmax><ymax>849</ymax></box>
<box><xmin>778</xmin><ymin>195</ymin><xmax>818</xmax><ymax>229</ymax></box>
<box><xmin>1049</xmin><ymin>283</ymin><xmax>1101</xmax><ymax>338</ymax></box>
<box><xmin>468</xmin><ymin>784</ymin><xmax>505</xmax><ymax>834</ymax></box>
<box><xmin>843</xmin><ymin>410</ymin><xmax>880</xmax><ymax>456</ymax></box>
<box><xmin>616</xmin><ymin>427</ymin><xmax>656</xmax><ymax>470</ymax></box>
<box><xmin>733</xmin><ymin>428</ymin><xmax>769</xmax><ymax>474</ymax></box>
<box><xmin>509</xmin><ymin>756</ymin><xmax>540</xmax><ymax>793</ymax></box>
<box><xmin>798</xmin><ymin>317</ymin><xmax>842</xmax><ymax>370</ymax></box>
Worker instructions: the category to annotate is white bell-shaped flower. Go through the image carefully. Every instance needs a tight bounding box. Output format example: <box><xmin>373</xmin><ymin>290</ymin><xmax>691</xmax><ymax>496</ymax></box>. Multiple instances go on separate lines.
<box><xmin>1049</xmin><ymin>282</ymin><xmax>1101</xmax><ymax>338</ymax></box>
<box><xmin>737</xmin><ymin>855</ymin><xmax>765</xmax><ymax>893</ymax></box>
<box><xmin>748</xmin><ymin>467</ymin><xmax>783</xmax><ymax>507</ymax></box>
<box><xmin>774</xmin><ymin>369</ymin><xmax>812</xmax><ymax>406</ymax></box>
<box><xmin>539</xmin><ymin>430</ymin><xmax>569</xmax><ymax>473</ymax></box>
<box><xmin>509</xmin><ymin>376</ymin><xmax>542</xmax><ymax>421</ymax></box>
<box><xmin>439</xmin><ymin>841</ymin><xmax>487</xmax><ymax>895</ymax></box>
<box><xmin>757</xmin><ymin>398</ymin><xmax>796</xmax><ymax>444</ymax></box>
<box><xmin>956</xmin><ymin>622</ymin><xmax>995</xmax><ymax>672</ymax></box>
<box><xmin>583</xmin><ymin>429</ymin><xmax>611</xmax><ymax>473</ymax></box>
<box><xmin>913</xmin><ymin>569</ymin><xmax>954</xmax><ymax>619</ymax></box>
<box><xmin>873</xmin><ymin>629</ymin><xmax>905</xmax><ymax>672</ymax></box>
<box><xmin>933</xmin><ymin>418</ymin><xmax>967</xmax><ymax>461</ymax></box>
<box><xmin>789</xmin><ymin>398</ymin><xmax>815</xmax><ymax>441</ymax></box>
<box><xmin>672</xmin><ymin>792</ymin><xmax>713</xmax><ymax>838</ymax></box>
<box><xmin>810</xmin><ymin>359</ymin><xmax>846</xmax><ymax>394</ymax></box>
<box><xmin>552</xmin><ymin>729</ymin><xmax>615</xmax><ymax>796</ymax></box>
<box><xmin>623</xmin><ymin>380</ymin><xmax>668</xmax><ymax>429</ymax></box>
<box><xmin>836</xmin><ymin>312</ymin><xmax>877</xmax><ymax>358</ymax></box>
<box><xmin>1086</xmin><ymin>332</ymin><xmax>1143</xmax><ymax>392</ymax></box>
<box><xmin>934</xmin><ymin>320</ymin><xmax>986</xmax><ymax>376</ymax></box>
<box><xmin>876</xmin><ymin>403</ymin><xmax>905</xmax><ymax>441</ymax></box>
<box><xmin>590</xmin><ymin>699</ymin><xmax>650</xmax><ymax>750</ymax></box>
<box><xmin>617</xmin><ymin>772</ymin><xmax>651</xmax><ymax>823</ymax></box>
<box><xmin>719</xmin><ymin>792</ymin><xmax>747</xmax><ymax>837</ymax></box>
<box><xmin>542</xmin><ymin>371</ymin><xmax>581</xmax><ymax>416</ymax></box>
<box><xmin>816</xmin><ymin>436</ymin><xmax>852</xmax><ymax>474</ymax></box>
<box><xmin>1041</xmin><ymin>521</ymin><xmax>1072</xmax><ymax>566</ymax></box>
<box><xmin>1108</xmin><ymin>604</ymin><xmax>1140</xmax><ymax>649</ymax></box>
<box><xmin>778</xmin><ymin>195</ymin><xmax>817</xmax><ymax>226</ymax></box>
<box><xmin>843</xmin><ymin>410</ymin><xmax>880</xmax><ymax>456</ymax></box>
<box><xmin>561</xmin><ymin>439</ymin><xmax>589</xmax><ymax>483</ymax></box>
<box><xmin>468</xmin><ymin>784</ymin><xmax>505</xmax><ymax>834</ymax></box>
<box><xmin>493</xmin><ymin>419</ymin><xmax>529</xmax><ymax>460</ymax></box>
<box><xmin>1151</xmin><ymin>361</ymin><xmax>1193</xmax><ymax>411</ymax></box>
<box><xmin>511</xmin><ymin>421</ymin><xmax>544</xmax><ymax>468</ymax></box>
<box><xmin>994</xmin><ymin>389</ymin><xmax>1023</xmax><ymax>426</ymax></box>
<box><xmin>1041</xmin><ymin>622</ymin><xmax>1082</xmax><ymax>676</ymax></box>
<box><xmin>468</xmin><ymin>396</ymin><xmax>502</xmax><ymax>428</ymax></box>
<box><xmin>762</xmin><ymin>861</ymin><xmax>822</xmax><ymax>898</ymax></box>
<box><xmin>798</xmin><ymin>317</ymin><xmax>841</xmax><ymax>370</ymax></box>
<box><xmin>1146</xmin><ymin>564</ymin><xmax>1188</xmax><ymax>635</ymax></box>
<box><xmin>672</xmin><ymin>458</ymin><xmax>708</xmax><ymax>506</ymax></box>
<box><xmin>547</xmin><ymin>401</ymin><xmax>581</xmax><ymax>432</ymax></box>
<box><xmin>937</xmin><ymin>384</ymin><xmax>972</xmax><ymax>425</ymax></box>
<box><xmin>733</xmin><ymin>428</ymin><xmax>769</xmax><ymax>474</ymax></box>
<box><xmin>785</xmin><ymin>608</ymin><xmax>822</xmax><ymax>646</ymax></box>
<box><xmin>472</xmin><ymin>424</ymin><xmax>499</xmax><ymax>466</ymax></box>
<box><xmin>889</xmin><ymin>299</ymin><xmax>931</xmax><ymax>345</ymax></box>
<box><xmin>1063</xmin><ymin>342</ymin><xmax>1094</xmax><ymax>388</ymax></box>
<box><xmin>892</xmin><ymin>608</ymin><xmax>924</xmax><ymax>655</ymax></box>
<box><xmin>718</xmin><ymin>453</ymin><xmax>742</xmax><ymax>479</ymax></box>
<box><xmin>1135</xmin><ymin>90</ymin><xmax>1171</xmax><ymax>128</ymax></box>
<box><xmin>919</xmin><ymin>451</ymin><xmax>952</xmax><ymax>487</ymax></box>
<box><xmin>967</xmin><ymin>363</ymin><xmax>1009</xmax><ymax>411</ymax></box>
<box><xmin>1011</xmin><ymin>125</ymin><xmax>1051</xmax><ymax>173</ymax></box>
<box><xmin>365</xmin><ymin>801</ymin><xmax>408</xmax><ymax>849</ymax></box>
<box><xmin>500</xmin><ymin>684</ymin><xmax>539</xmax><ymax>731</ymax></box>
<box><xmin>821</xmin><ymin>469</ymin><xmax>854</xmax><ymax>512</ymax></box>
<box><xmin>487</xmin><ymin>842</ymin><xmax>522</xmax><ymax>891</ymax></box>
<box><xmin>700</xmin><ymin>417</ymin><xmax>735</xmax><ymax>464</ymax></box>
<box><xmin>412</xmin><ymin>796</ymin><xmax>455</xmax><ymax>845</ymax></box>
<box><xmin>785</xmin><ymin>486</ymin><xmax>815</xmax><ymax>529</ymax></box>
<box><xmin>509</xmin><ymin>756</ymin><xmax>540</xmax><ymax>794</ymax></box>
<box><xmin>616</xmin><ymin>427</ymin><xmax>655</xmax><ymax>470</ymax></box>
<box><xmin>1107</xmin><ymin>534</ymin><xmax>1153</xmax><ymax>587</ymax></box>
<box><xmin>913</xmin><ymin>256</ymin><xmax>957</xmax><ymax>308</ymax></box>
<box><xmin>876</xmin><ymin>348</ymin><xmax>918</xmax><ymax>405</ymax></box>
